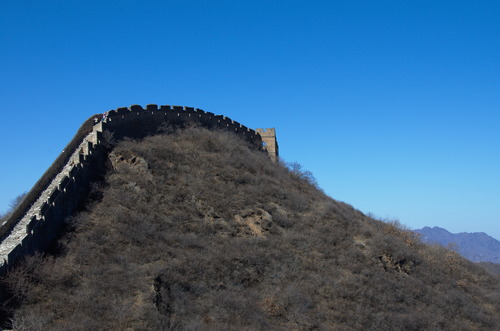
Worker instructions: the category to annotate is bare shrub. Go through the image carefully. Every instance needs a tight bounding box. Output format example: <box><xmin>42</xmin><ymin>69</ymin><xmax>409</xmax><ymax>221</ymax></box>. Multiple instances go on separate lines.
<box><xmin>1</xmin><ymin>127</ymin><xmax>499</xmax><ymax>329</ymax></box>
<box><xmin>10</xmin><ymin>309</ymin><xmax>52</xmax><ymax>331</ymax></box>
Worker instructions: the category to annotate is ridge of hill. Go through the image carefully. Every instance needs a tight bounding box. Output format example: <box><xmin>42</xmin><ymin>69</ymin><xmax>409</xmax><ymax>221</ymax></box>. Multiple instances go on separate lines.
<box><xmin>414</xmin><ymin>226</ymin><xmax>500</xmax><ymax>263</ymax></box>
<box><xmin>477</xmin><ymin>262</ymin><xmax>500</xmax><ymax>276</ymax></box>
<box><xmin>1</xmin><ymin>127</ymin><xmax>499</xmax><ymax>330</ymax></box>
<box><xmin>0</xmin><ymin>104</ymin><xmax>269</xmax><ymax>276</ymax></box>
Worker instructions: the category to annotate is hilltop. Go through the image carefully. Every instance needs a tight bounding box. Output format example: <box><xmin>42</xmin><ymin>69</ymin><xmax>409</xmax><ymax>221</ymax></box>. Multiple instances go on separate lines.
<box><xmin>1</xmin><ymin>127</ymin><xmax>499</xmax><ymax>330</ymax></box>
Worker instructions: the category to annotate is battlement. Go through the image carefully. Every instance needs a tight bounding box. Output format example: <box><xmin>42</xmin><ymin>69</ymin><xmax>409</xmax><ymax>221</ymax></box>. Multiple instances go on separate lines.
<box><xmin>0</xmin><ymin>105</ymin><xmax>279</xmax><ymax>274</ymax></box>
<box><xmin>255</xmin><ymin>128</ymin><xmax>279</xmax><ymax>162</ymax></box>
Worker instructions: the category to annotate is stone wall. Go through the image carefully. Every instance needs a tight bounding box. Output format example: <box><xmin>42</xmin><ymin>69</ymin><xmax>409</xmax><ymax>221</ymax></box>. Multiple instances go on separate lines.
<box><xmin>0</xmin><ymin>114</ymin><xmax>101</xmax><ymax>241</ymax></box>
<box><xmin>255</xmin><ymin>128</ymin><xmax>279</xmax><ymax>163</ymax></box>
<box><xmin>0</xmin><ymin>105</ymin><xmax>276</xmax><ymax>275</ymax></box>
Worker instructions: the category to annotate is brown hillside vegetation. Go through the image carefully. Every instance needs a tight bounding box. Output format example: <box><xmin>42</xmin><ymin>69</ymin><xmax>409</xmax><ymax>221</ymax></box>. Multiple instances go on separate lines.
<box><xmin>477</xmin><ymin>262</ymin><xmax>500</xmax><ymax>276</ymax></box>
<box><xmin>2</xmin><ymin>127</ymin><xmax>499</xmax><ymax>330</ymax></box>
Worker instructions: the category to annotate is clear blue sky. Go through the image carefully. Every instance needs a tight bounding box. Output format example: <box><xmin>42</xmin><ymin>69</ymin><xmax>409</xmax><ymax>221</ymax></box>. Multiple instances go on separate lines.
<box><xmin>1</xmin><ymin>1</ymin><xmax>499</xmax><ymax>240</ymax></box>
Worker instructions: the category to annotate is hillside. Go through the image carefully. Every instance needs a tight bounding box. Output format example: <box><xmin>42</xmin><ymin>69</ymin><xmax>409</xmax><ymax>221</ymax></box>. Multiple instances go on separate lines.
<box><xmin>477</xmin><ymin>262</ymin><xmax>500</xmax><ymax>276</ymax></box>
<box><xmin>415</xmin><ymin>226</ymin><xmax>500</xmax><ymax>263</ymax></box>
<box><xmin>1</xmin><ymin>127</ymin><xmax>499</xmax><ymax>330</ymax></box>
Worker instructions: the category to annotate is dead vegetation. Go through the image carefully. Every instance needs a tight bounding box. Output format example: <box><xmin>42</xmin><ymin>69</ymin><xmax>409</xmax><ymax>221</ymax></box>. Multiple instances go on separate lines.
<box><xmin>1</xmin><ymin>127</ymin><xmax>499</xmax><ymax>330</ymax></box>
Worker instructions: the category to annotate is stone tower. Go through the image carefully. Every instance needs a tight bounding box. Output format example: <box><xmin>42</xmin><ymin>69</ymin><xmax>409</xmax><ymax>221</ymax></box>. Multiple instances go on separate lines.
<box><xmin>256</xmin><ymin>128</ymin><xmax>279</xmax><ymax>162</ymax></box>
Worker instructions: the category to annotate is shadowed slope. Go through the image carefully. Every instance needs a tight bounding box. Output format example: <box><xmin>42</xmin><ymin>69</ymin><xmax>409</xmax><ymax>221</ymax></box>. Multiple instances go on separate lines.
<box><xmin>3</xmin><ymin>127</ymin><xmax>499</xmax><ymax>330</ymax></box>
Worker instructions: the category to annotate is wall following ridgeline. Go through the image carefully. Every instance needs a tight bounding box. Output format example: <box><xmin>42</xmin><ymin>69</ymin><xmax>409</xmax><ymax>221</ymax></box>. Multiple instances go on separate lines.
<box><xmin>0</xmin><ymin>104</ymin><xmax>277</xmax><ymax>275</ymax></box>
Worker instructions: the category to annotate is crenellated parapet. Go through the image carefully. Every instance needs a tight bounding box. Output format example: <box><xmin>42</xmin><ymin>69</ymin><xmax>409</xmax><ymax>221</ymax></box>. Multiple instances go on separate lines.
<box><xmin>99</xmin><ymin>104</ymin><xmax>263</xmax><ymax>146</ymax></box>
<box><xmin>0</xmin><ymin>104</ymin><xmax>278</xmax><ymax>274</ymax></box>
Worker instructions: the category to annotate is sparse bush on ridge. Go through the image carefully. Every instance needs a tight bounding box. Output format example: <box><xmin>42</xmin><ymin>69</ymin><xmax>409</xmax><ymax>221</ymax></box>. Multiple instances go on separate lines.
<box><xmin>1</xmin><ymin>127</ymin><xmax>499</xmax><ymax>330</ymax></box>
<box><xmin>0</xmin><ymin>192</ymin><xmax>27</xmax><ymax>223</ymax></box>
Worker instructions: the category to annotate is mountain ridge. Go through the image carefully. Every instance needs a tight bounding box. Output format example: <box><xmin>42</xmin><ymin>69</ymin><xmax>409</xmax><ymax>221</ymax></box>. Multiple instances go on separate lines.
<box><xmin>0</xmin><ymin>104</ymin><xmax>271</xmax><ymax>275</ymax></box>
<box><xmin>1</xmin><ymin>126</ymin><xmax>498</xmax><ymax>329</ymax></box>
<box><xmin>414</xmin><ymin>226</ymin><xmax>500</xmax><ymax>263</ymax></box>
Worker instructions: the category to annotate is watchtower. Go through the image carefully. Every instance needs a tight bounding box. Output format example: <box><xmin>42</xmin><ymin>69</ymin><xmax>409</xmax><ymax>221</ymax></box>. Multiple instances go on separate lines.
<box><xmin>256</xmin><ymin>128</ymin><xmax>279</xmax><ymax>162</ymax></box>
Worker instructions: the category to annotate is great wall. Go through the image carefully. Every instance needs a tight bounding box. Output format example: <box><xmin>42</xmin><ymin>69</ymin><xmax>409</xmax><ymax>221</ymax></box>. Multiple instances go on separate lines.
<box><xmin>0</xmin><ymin>104</ymin><xmax>279</xmax><ymax>275</ymax></box>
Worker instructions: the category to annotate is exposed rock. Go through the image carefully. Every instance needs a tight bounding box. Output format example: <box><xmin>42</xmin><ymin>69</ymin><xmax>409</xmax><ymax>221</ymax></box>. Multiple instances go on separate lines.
<box><xmin>234</xmin><ymin>208</ymin><xmax>274</xmax><ymax>236</ymax></box>
<box><xmin>109</xmin><ymin>151</ymin><xmax>151</xmax><ymax>176</ymax></box>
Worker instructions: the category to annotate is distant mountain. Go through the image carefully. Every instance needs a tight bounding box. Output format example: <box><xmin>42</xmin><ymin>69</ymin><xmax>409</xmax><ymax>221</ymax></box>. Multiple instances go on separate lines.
<box><xmin>476</xmin><ymin>262</ymin><xmax>500</xmax><ymax>276</ymax></box>
<box><xmin>414</xmin><ymin>226</ymin><xmax>500</xmax><ymax>263</ymax></box>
